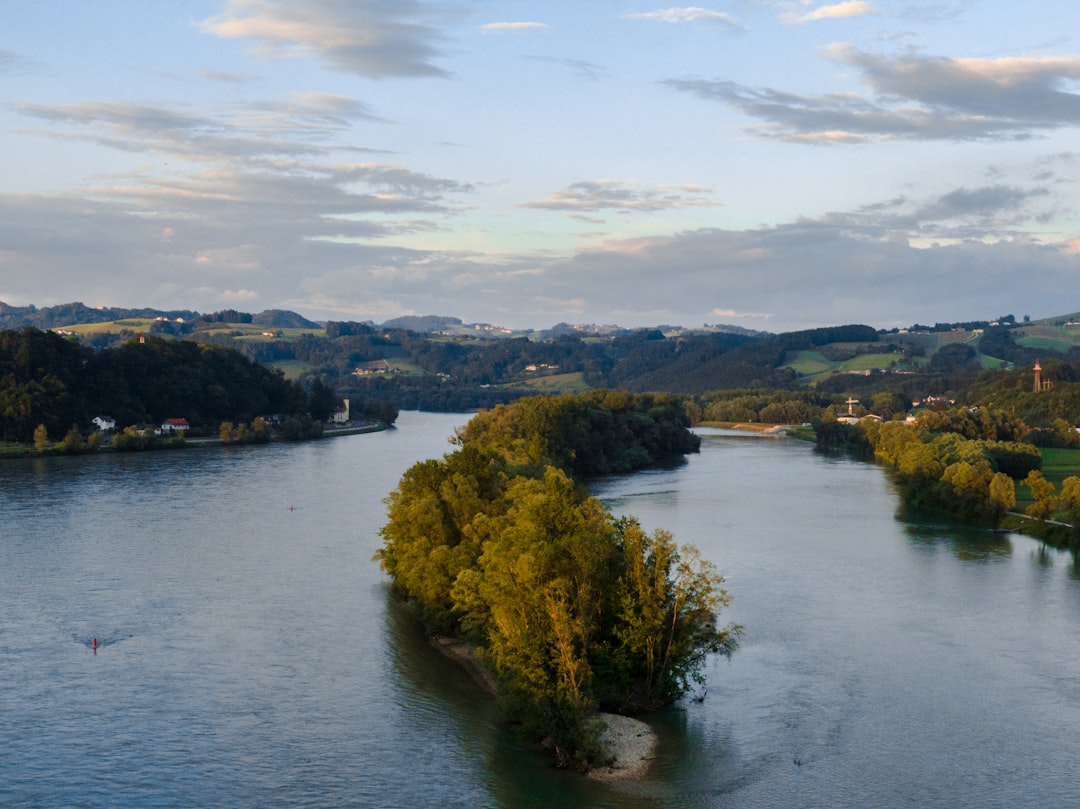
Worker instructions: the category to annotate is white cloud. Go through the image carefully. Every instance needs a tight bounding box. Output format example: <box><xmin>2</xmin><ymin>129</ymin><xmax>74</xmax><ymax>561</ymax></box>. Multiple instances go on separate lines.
<box><xmin>626</xmin><ymin>7</ymin><xmax>739</xmax><ymax>26</ymax></box>
<box><xmin>520</xmin><ymin>180</ymin><xmax>721</xmax><ymax>214</ymax></box>
<box><xmin>782</xmin><ymin>2</ymin><xmax>879</xmax><ymax>25</ymax></box>
<box><xmin>197</xmin><ymin>0</ymin><xmax>451</xmax><ymax>79</ymax></box>
<box><xmin>665</xmin><ymin>47</ymin><xmax>1080</xmax><ymax>142</ymax></box>
<box><xmin>481</xmin><ymin>22</ymin><xmax>550</xmax><ymax>33</ymax></box>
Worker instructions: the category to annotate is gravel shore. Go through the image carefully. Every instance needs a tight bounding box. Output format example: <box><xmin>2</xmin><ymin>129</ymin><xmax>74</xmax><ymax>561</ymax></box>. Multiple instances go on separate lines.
<box><xmin>589</xmin><ymin>713</ymin><xmax>657</xmax><ymax>780</ymax></box>
<box><xmin>430</xmin><ymin>636</ymin><xmax>657</xmax><ymax>780</ymax></box>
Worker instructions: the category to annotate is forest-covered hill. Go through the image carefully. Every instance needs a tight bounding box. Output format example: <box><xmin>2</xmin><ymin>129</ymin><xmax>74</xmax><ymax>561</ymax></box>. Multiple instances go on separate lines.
<box><xmin>8</xmin><ymin>300</ymin><xmax>1080</xmax><ymax>416</ymax></box>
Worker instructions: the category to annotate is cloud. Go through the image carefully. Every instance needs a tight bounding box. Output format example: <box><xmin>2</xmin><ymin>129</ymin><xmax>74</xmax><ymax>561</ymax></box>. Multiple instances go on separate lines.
<box><xmin>525</xmin><ymin>56</ymin><xmax>607</xmax><ymax>80</ymax></box>
<box><xmin>520</xmin><ymin>180</ymin><xmax>721</xmax><ymax>214</ymax></box>
<box><xmin>712</xmin><ymin>308</ymin><xmax>773</xmax><ymax>320</ymax></box>
<box><xmin>0</xmin><ymin>86</ymin><xmax>475</xmax><ymax>316</ymax></box>
<box><xmin>782</xmin><ymin>1</ymin><xmax>879</xmax><ymax>25</ymax></box>
<box><xmin>3</xmin><ymin>177</ymin><xmax>1077</xmax><ymax>330</ymax></box>
<box><xmin>625</xmin><ymin>7</ymin><xmax>739</xmax><ymax>27</ymax></box>
<box><xmin>14</xmin><ymin>94</ymin><xmax>385</xmax><ymax>163</ymax></box>
<box><xmin>664</xmin><ymin>47</ymin><xmax>1080</xmax><ymax>142</ymax></box>
<box><xmin>481</xmin><ymin>22</ymin><xmax>550</xmax><ymax>33</ymax></box>
<box><xmin>197</xmin><ymin>69</ymin><xmax>258</xmax><ymax>84</ymax></box>
<box><xmin>197</xmin><ymin>0</ymin><xmax>451</xmax><ymax>79</ymax></box>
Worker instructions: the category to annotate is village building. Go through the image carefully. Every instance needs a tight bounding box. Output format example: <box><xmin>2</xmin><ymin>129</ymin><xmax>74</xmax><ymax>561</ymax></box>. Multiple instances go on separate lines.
<box><xmin>331</xmin><ymin>399</ymin><xmax>350</xmax><ymax>425</ymax></box>
<box><xmin>92</xmin><ymin>415</ymin><xmax>116</xmax><ymax>433</ymax></box>
<box><xmin>160</xmin><ymin>417</ymin><xmax>190</xmax><ymax>435</ymax></box>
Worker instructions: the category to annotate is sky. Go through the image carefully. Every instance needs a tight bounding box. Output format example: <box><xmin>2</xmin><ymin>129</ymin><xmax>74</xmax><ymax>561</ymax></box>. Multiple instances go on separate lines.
<box><xmin>2</xmin><ymin>0</ymin><xmax>1080</xmax><ymax>333</ymax></box>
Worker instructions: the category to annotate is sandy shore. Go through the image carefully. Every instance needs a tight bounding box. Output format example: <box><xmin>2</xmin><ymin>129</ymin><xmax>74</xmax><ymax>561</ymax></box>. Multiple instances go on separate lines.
<box><xmin>429</xmin><ymin>635</ymin><xmax>657</xmax><ymax>780</ymax></box>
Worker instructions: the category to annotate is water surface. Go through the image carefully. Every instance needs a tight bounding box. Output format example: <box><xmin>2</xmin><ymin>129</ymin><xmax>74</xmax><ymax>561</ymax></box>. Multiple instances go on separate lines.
<box><xmin>2</xmin><ymin>416</ymin><xmax>1078</xmax><ymax>807</ymax></box>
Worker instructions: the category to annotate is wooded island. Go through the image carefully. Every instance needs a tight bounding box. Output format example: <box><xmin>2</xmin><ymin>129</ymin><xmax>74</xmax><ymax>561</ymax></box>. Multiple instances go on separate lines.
<box><xmin>376</xmin><ymin>391</ymin><xmax>741</xmax><ymax>770</ymax></box>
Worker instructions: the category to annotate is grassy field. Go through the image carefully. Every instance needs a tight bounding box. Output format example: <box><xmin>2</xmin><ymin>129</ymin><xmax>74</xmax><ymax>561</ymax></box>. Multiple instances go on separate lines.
<box><xmin>505</xmin><ymin>371</ymin><xmax>591</xmax><ymax>393</ymax></box>
<box><xmin>784</xmin><ymin>349</ymin><xmax>904</xmax><ymax>383</ymax></box>
<box><xmin>268</xmin><ymin>360</ymin><xmax>315</xmax><ymax>380</ymax></box>
<box><xmin>64</xmin><ymin>318</ymin><xmax>158</xmax><ymax>335</ymax></box>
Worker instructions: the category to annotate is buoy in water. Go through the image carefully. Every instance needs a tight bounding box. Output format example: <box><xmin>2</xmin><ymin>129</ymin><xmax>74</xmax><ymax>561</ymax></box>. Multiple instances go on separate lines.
<box><xmin>92</xmin><ymin>638</ymin><xmax>97</xmax><ymax>652</ymax></box>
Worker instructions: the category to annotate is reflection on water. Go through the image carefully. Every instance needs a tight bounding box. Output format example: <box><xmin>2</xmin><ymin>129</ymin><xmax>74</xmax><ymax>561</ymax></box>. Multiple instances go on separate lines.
<box><xmin>2</xmin><ymin>415</ymin><xmax>1080</xmax><ymax>807</ymax></box>
<box><xmin>899</xmin><ymin>510</ymin><xmax>1015</xmax><ymax>561</ymax></box>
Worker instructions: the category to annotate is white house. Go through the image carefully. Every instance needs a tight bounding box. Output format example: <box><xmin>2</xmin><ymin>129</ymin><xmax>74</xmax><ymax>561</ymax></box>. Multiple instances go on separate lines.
<box><xmin>331</xmin><ymin>399</ymin><xmax>350</xmax><ymax>425</ymax></box>
<box><xmin>160</xmin><ymin>417</ymin><xmax>190</xmax><ymax>435</ymax></box>
<box><xmin>92</xmin><ymin>415</ymin><xmax>116</xmax><ymax>432</ymax></box>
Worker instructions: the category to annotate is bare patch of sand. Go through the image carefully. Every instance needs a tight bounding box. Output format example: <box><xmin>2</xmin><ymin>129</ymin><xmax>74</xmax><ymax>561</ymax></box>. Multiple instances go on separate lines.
<box><xmin>589</xmin><ymin>713</ymin><xmax>658</xmax><ymax>781</ymax></box>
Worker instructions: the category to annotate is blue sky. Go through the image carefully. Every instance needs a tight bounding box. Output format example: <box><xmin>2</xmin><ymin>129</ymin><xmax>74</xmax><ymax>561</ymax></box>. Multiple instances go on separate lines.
<box><xmin>2</xmin><ymin>0</ymin><xmax>1079</xmax><ymax>332</ymax></box>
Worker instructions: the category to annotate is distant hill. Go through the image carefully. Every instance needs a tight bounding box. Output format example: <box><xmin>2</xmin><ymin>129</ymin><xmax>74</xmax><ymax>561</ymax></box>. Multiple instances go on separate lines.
<box><xmin>252</xmin><ymin>309</ymin><xmax>321</xmax><ymax>329</ymax></box>
<box><xmin>13</xmin><ymin>299</ymin><xmax>1080</xmax><ymax>414</ymax></box>
<box><xmin>380</xmin><ymin>315</ymin><xmax>464</xmax><ymax>333</ymax></box>
<box><xmin>0</xmin><ymin>301</ymin><xmax>199</xmax><ymax>331</ymax></box>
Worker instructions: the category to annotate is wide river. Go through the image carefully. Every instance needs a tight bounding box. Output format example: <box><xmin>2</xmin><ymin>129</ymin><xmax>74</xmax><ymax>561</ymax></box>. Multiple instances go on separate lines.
<box><xmin>2</xmin><ymin>411</ymin><xmax>1079</xmax><ymax>807</ymax></box>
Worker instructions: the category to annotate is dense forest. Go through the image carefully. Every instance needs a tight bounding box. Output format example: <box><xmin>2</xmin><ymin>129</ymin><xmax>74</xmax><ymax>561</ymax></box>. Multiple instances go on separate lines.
<box><xmin>0</xmin><ymin>328</ymin><xmax>314</xmax><ymax>442</ymax></box>
<box><xmin>376</xmin><ymin>392</ymin><xmax>740</xmax><ymax>769</ymax></box>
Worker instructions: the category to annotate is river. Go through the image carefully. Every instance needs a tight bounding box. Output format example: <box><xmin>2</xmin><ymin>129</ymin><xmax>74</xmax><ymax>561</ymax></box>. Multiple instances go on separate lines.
<box><xmin>1</xmin><ymin>413</ymin><xmax>1078</xmax><ymax>807</ymax></box>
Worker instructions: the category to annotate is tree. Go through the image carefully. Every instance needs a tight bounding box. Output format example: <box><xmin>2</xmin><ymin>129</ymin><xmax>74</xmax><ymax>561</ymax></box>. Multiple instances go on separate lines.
<box><xmin>57</xmin><ymin>425</ymin><xmax>85</xmax><ymax>454</ymax></box>
<box><xmin>33</xmin><ymin>423</ymin><xmax>49</xmax><ymax>453</ymax></box>
<box><xmin>1024</xmin><ymin>470</ymin><xmax>1060</xmax><ymax>522</ymax></box>
<box><xmin>1059</xmin><ymin>476</ymin><xmax>1080</xmax><ymax>532</ymax></box>
<box><xmin>988</xmin><ymin>472</ymin><xmax>1016</xmax><ymax>514</ymax></box>
<box><xmin>308</xmin><ymin>379</ymin><xmax>337</xmax><ymax>421</ymax></box>
<box><xmin>377</xmin><ymin>392</ymin><xmax>733</xmax><ymax>769</ymax></box>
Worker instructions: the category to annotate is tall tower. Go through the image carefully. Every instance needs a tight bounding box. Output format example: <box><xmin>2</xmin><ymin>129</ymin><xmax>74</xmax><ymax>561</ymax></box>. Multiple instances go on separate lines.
<box><xmin>1033</xmin><ymin>360</ymin><xmax>1041</xmax><ymax>392</ymax></box>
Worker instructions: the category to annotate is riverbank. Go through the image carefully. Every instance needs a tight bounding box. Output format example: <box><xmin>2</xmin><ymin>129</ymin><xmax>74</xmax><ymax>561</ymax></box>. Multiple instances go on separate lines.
<box><xmin>698</xmin><ymin>420</ymin><xmax>808</xmax><ymax>435</ymax></box>
<box><xmin>430</xmin><ymin>635</ymin><xmax>657</xmax><ymax>780</ymax></box>
<box><xmin>0</xmin><ymin>421</ymin><xmax>389</xmax><ymax>460</ymax></box>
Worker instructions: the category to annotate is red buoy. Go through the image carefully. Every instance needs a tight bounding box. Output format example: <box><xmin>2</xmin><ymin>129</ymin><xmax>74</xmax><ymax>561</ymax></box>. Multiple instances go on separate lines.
<box><xmin>92</xmin><ymin>638</ymin><xmax>97</xmax><ymax>650</ymax></box>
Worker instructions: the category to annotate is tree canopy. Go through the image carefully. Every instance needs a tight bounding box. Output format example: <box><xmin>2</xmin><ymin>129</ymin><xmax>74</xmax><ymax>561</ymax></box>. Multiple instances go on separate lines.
<box><xmin>376</xmin><ymin>391</ymin><xmax>738</xmax><ymax>768</ymax></box>
<box><xmin>0</xmin><ymin>327</ymin><xmax>309</xmax><ymax>441</ymax></box>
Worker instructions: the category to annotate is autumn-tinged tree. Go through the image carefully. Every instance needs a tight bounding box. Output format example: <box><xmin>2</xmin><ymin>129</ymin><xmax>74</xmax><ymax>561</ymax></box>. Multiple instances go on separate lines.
<box><xmin>377</xmin><ymin>392</ymin><xmax>733</xmax><ymax>769</ymax></box>
<box><xmin>988</xmin><ymin>472</ymin><xmax>1017</xmax><ymax>514</ymax></box>
<box><xmin>596</xmin><ymin>518</ymin><xmax>739</xmax><ymax>712</ymax></box>
<box><xmin>33</xmin><ymin>423</ymin><xmax>49</xmax><ymax>453</ymax></box>
<box><xmin>1059</xmin><ymin>476</ymin><xmax>1080</xmax><ymax>531</ymax></box>
<box><xmin>1025</xmin><ymin>470</ymin><xmax>1060</xmax><ymax>523</ymax></box>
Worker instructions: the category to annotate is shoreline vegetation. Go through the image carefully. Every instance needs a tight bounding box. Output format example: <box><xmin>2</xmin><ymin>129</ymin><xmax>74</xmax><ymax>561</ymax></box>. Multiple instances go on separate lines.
<box><xmin>706</xmin><ymin>419</ymin><xmax>1080</xmax><ymax>548</ymax></box>
<box><xmin>377</xmin><ymin>391</ymin><xmax>739</xmax><ymax>774</ymax></box>
<box><xmin>0</xmin><ymin>421</ymin><xmax>390</xmax><ymax>460</ymax></box>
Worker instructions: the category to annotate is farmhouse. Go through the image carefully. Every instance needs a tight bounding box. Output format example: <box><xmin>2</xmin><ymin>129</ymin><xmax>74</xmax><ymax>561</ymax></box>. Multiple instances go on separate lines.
<box><xmin>92</xmin><ymin>415</ymin><xmax>116</xmax><ymax>432</ymax></box>
<box><xmin>160</xmin><ymin>417</ymin><xmax>190</xmax><ymax>435</ymax></box>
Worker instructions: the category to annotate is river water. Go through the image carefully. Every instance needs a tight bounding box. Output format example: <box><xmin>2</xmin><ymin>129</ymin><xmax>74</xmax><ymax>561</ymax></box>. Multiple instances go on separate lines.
<box><xmin>1</xmin><ymin>413</ymin><xmax>1078</xmax><ymax>807</ymax></box>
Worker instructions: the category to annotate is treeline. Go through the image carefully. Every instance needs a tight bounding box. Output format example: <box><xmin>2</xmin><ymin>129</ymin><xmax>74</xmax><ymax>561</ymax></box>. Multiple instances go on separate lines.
<box><xmin>0</xmin><ymin>327</ymin><xmax>312</xmax><ymax>442</ymax></box>
<box><xmin>860</xmin><ymin>412</ymin><xmax>1039</xmax><ymax>523</ymax></box>
<box><xmin>376</xmin><ymin>392</ymin><xmax>739</xmax><ymax>769</ymax></box>
<box><xmin>455</xmin><ymin>390</ymin><xmax>701</xmax><ymax>476</ymax></box>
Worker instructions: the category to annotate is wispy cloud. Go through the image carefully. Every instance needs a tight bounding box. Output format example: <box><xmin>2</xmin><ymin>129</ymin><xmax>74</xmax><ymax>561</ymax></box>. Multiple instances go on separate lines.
<box><xmin>14</xmin><ymin>94</ymin><xmax>386</xmax><ymax>162</ymax></box>
<box><xmin>197</xmin><ymin>69</ymin><xmax>258</xmax><ymax>84</ymax></box>
<box><xmin>665</xmin><ymin>46</ymin><xmax>1080</xmax><ymax>142</ymax></box>
<box><xmin>197</xmin><ymin>0</ymin><xmax>451</xmax><ymax>79</ymax></box>
<box><xmin>520</xmin><ymin>180</ymin><xmax>720</xmax><ymax>214</ymax></box>
<box><xmin>525</xmin><ymin>55</ymin><xmax>607</xmax><ymax>80</ymax></box>
<box><xmin>626</xmin><ymin>6</ymin><xmax>739</xmax><ymax>27</ymax></box>
<box><xmin>782</xmin><ymin>1</ymin><xmax>879</xmax><ymax>25</ymax></box>
<box><xmin>481</xmin><ymin>21</ymin><xmax>550</xmax><ymax>33</ymax></box>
